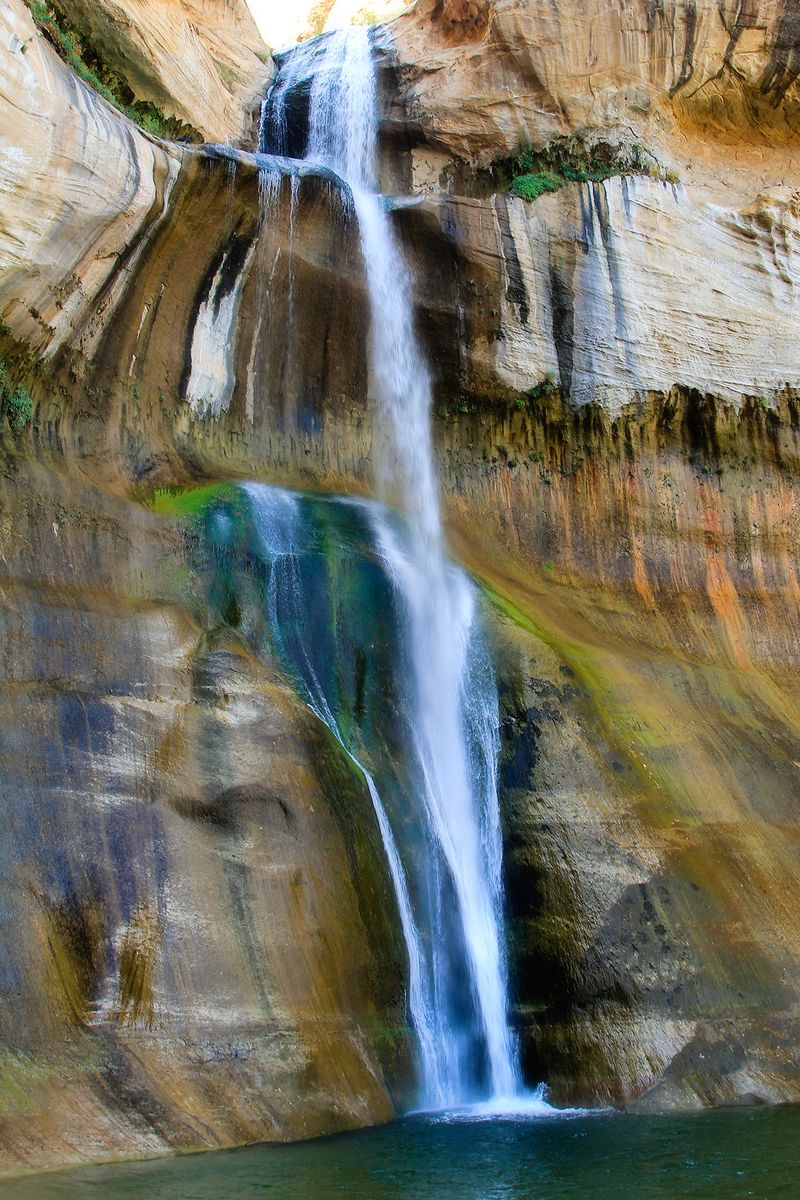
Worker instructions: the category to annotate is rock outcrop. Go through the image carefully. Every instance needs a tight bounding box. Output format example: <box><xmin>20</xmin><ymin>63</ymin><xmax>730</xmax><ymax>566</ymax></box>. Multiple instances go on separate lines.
<box><xmin>449</xmin><ymin>391</ymin><xmax>800</xmax><ymax>1108</ymax></box>
<box><xmin>10</xmin><ymin>0</ymin><xmax>271</xmax><ymax>145</ymax></box>
<box><xmin>388</xmin><ymin>0</ymin><xmax>800</xmax><ymax>194</ymax></box>
<box><xmin>0</xmin><ymin>0</ymin><xmax>799</xmax><ymax>1176</ymax></box>
<box><xmin>61</xmin><ymin>0</ymin><xmax>272</xmax><ymax>143</ymax></box>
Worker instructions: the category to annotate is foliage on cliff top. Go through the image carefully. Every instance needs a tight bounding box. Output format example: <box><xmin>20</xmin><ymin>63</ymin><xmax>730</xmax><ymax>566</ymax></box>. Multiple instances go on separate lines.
<box><xmin>297</xmin><ymin>0</ymin><xmax>412</xmax><ymax>41</ymax></box>
<box><xmin>509</xmin><ymin>135</ymin><xmax>679</xmax><ymax>202</ymax></box>
<box><xmin>26</xmin><ymin>1</ymin><xmax>201</xmax><ymax>142</ymax></box>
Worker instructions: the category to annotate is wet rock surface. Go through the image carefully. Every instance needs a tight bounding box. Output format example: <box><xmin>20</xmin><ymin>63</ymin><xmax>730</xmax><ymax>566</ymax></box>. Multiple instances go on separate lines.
<box><xmin>0</xmin><ymin>467</ymin><xmax>409</xmax><ymax>1174</ymax></box>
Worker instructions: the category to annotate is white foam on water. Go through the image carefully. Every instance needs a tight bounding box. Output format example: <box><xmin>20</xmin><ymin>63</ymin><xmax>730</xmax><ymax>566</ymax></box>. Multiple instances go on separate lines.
<box><xmin>424</xmin><ymin>1085</ymin><xmax>592</xmax><ymax>1123</ymax></box>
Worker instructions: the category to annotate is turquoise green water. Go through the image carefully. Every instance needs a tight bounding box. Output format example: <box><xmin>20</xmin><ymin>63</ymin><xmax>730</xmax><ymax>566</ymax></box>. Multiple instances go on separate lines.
<box><xmin>5</xmin><ymin>1107</ymin><xmax>800</xmax><ymax>1199</ymax></box>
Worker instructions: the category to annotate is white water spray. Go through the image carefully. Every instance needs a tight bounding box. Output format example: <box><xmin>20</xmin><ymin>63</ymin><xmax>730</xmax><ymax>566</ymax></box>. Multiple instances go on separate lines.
<box><xmin>261</xmin><ymin>26</ymin><xmax>520</xmax><ymax>1107</ymax></box>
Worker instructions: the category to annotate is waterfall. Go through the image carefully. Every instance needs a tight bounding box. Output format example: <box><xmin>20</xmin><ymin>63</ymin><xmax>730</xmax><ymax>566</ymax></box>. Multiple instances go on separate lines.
<box><xmin>260</xmin><ymin>26</ymin><xmax>520</xmax><ymax>1107</ymax></box>
<box><xmin>241</xmin><ymin>485</ymin><xmax>445</xmax><ymax>1091</ymax></box>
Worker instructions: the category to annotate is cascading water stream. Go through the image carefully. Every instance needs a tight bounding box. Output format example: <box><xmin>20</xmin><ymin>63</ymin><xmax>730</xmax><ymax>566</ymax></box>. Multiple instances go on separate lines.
<box><xmin>241</xmin><ymin>485</ymin><xmax>445</xmax><ymax>1091</ymax></box>
<box><xmin>260</xmin><ymin>26</ymin><xmax>520</xmax><ymax>1107</ymax></box>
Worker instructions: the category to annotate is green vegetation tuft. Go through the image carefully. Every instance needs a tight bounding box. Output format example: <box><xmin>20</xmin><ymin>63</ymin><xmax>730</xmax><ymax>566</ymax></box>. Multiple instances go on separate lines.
<box><xmin>508</xmin><ymin>135</ymin><xmax>678</xmax><ymax>204</ymax></box>
<box><xmin>25</xmin><ymin>1</ymin><xmax>201</xmax><ymax>142</ymax></box>
<box><xmin>509</xmin><ymin>171</ymin><xmax>563</xmax><ymax>202</ymax></box>
<box><xmin>526</xmin><ymin>372</ymin><xmax>560</xmax><ymax>403</ymax></box>
<box><xmin>0</xmin><ymin>362</ymin><xmax>33</xmax><ymax>435</ymax></box>
<box><xmin>363</xmin><ymin>1012</ymin><xmax>409</xmax><ymax>1057</ymax></box>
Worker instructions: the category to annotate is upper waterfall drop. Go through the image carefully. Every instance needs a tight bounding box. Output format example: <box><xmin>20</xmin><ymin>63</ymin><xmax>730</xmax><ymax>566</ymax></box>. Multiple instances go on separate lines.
<box><xmin>261</xmin><ymin>24</ymin><xmax>520</xmax><ymax>1108</ymax></box>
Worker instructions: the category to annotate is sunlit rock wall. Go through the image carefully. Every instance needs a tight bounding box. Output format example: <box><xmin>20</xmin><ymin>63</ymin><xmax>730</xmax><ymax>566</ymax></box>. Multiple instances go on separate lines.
<box><xmin>388</xmin><ymin>0</ymin><xmax>800</xmax><ymax>184</ymax></box>
<box><xmin>0</xmin><ymin>467</ymin><xmax>409</xmax><ymax>1176</ymax></box>
<box><xmin>12</xmin><ymin>0</ymin><xmax>273</xmax><ymax>144</ymax></box>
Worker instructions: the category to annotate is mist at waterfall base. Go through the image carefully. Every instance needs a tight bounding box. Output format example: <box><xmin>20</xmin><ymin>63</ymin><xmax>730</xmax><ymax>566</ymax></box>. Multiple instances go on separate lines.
<box><xmin>257</xmin><ymin>24</ymin><xmax>529</xmax><ymax>1111</ymax></box>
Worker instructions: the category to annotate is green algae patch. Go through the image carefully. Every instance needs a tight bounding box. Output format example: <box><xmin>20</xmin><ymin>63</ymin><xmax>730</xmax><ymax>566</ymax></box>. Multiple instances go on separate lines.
<box><xmin>150</xmin><ymin>483</ymin><xmax>239</xmax><ymax>518</ymax></box>
<box><xmin>479</xmin><ymin>579</ymin><xmax>554</xmax><ymax>644</ymax></box>
<box><xmin>474</xmin><ymin>572</ymin><xmax>694</xmax><ymax>828</ymax></box>
<box><xmin>0</xmin><ymin>1052</ymin><xmax>57</xmax><ymax>1116</ymax></box>
<box><xmin>478</xmin><ymin>578</ymin><xmax>617</xmax><ymax>730</ymax></box>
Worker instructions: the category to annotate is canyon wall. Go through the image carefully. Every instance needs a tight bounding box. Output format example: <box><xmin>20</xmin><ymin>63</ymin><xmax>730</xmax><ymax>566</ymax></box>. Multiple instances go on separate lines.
<box><xmin>0</xmin><ymin>0</ymin><xmax>799</xmax><ymax>1174</ymax></box>
<box><xmin>0</xmin><ymin>469</ymin><xmax>409</xmax><ymax>1174</ymax></box>
<box><xmin>14</xmin><ymin>0</ymin><xmax>272</xmax><ymax>143</ymax></box>
<box><xmin>388</xmin><ymin>0</ymin><xmax>800</xmax><ymax>189</ymax></box>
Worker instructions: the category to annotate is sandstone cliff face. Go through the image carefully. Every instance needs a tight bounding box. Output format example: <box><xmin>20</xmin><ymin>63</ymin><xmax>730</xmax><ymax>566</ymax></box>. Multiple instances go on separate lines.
<box><xmin>0</xmin><ymin>0</ymin><xmax>181</xmax><ymax>360</ymax></box>
<box><xmin>0</xmin><ymin>0</ymin><xmax>799</xmax><ymax>1176</ymax></box>
<box><xmin>388</xmin><ymin>0</ymin><xmax>800</xmax><ymax>194</ymax></box>
<box><xmin>60</xmin><ymin>0</ymin><xmax>271</xmax><ymax>143</ymax></box>
<box><xmin>0</xmin><ymin>7</ymin><xmax>410</xmax><ymax>1175</ymax></box>
<box><xmin>417</xmin><ymin>179</ymin><xmax>799</xmax><ymax>413</ymax></box>
<box><xmin>4</xmin><ymin>0</ymin><xmax>797</xmax><ymax>436</ymax></box>
<box><xmin>10</xmin><ymin>0</ymin><xmax>271</xmax><ymax>145</ymax></box>
<box><xmin>0</xmin><ymin>469</ymin><xmax>409</xmax><ymax>1176</ymax></box>
<box><xmin>448</xmin><ymin>394</ymin><xmax>800</xmax><ymax>1108</ymax></box>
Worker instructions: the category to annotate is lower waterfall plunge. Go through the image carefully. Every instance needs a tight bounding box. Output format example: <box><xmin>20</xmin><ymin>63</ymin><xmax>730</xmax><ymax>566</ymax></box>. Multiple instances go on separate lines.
<box><xmin>257</xmin><ymin>26</ymin><xmax>525</xmax><ymax>1108</ymax></box>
